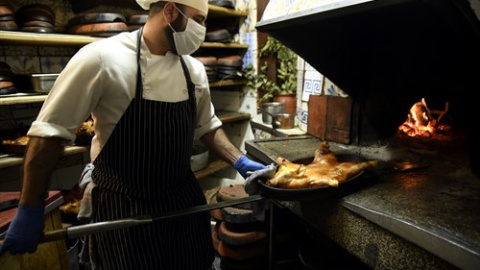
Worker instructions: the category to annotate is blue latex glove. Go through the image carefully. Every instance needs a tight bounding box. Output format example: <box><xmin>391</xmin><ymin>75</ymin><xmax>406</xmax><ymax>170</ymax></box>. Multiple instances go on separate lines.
<box><xmin>0</xmin><ymin>205</ymin><xmax>45</xmax><ymax>255</ymax></box>
<box><xmin>234</xmin><ymin>155</ymin><xmax>267</xmax><ymax>179</ymax></box>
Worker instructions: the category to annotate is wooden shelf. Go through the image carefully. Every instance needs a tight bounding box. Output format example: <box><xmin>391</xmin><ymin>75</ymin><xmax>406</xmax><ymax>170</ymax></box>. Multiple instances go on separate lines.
<box><xmin>194</xmin><ymin>159</ymin><xmax>230</xmax><ymax>179</ymax></box>
<box><xmin>0</xmin><ymin>30</ymin><xmax>249</xmax><ymax>49</ymax></box>
<box><xmin>217</xmin><ymin>111</ymin><xmax>251</xmax><ymax>124</ymax></box>
<box><xmin>0</xmin><ymin>94</ymin><xmax>47</xmax><ymax>105</ymax></box>
<box><xmin>0</xmin><ymin>145</ymin><xmax>88</xmax><ymax>169</ymax></box>
<box><xmin>0</xmin><ymin>31</ymin><xmax>101</xmax><ymax>46</ymax></box>
<box><xmin>0</xmin><ymin>5</ymin><xmax>247</xmax><ymax>47</ymax></box>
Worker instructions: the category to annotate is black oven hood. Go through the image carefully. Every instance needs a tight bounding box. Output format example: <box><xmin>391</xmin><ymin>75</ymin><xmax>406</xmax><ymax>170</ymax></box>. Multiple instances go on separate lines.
<box><xmin>256</xmin><ymin>0</ymin><xmax>480</xmax><ymax>142</ymax></box>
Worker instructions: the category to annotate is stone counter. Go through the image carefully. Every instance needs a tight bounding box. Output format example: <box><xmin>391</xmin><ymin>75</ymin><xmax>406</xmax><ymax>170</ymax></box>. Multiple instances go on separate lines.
<box><xmin>245</xmin><ymin>136</ymin><xmax>480</xmax><ymax>270</ymax></box>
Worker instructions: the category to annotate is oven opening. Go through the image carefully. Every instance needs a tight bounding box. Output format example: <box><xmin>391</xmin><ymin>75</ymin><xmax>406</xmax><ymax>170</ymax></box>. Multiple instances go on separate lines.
<box><xmin>393</xmin><ymin>96</ymin><xmax>470</xmax><ymax>157</ymax></box>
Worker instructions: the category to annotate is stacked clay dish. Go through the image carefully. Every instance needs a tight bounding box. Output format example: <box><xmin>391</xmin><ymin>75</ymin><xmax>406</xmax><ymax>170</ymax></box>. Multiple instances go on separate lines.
<box><xmin>67</xmin><ymin>13</ymin><xmax>129</xmax><ymax>37</ymax></box>
<box><xmin>0</xmin><ymin>0</ymin><xmax>18</xmax><ymax>31</ymax></box>
<box><xmin>0</xmin><ymin>62</ymin><xmax>17</xmax><ymax>95</ymax></box>
<box><xmin>15</xmin><ymin>4</ymin><xmax>56</xmax><ymax>33</ymax></box>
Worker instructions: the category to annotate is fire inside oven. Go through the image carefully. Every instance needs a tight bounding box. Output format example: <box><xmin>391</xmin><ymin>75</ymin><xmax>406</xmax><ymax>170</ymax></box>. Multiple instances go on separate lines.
<box><xmin>398</xmin><ymin>98</ymin><xmax>450</xmax><ymax>138</ymax></box>
<box><xmin>395</xmin><ymin>97</ymin><xmax>468</xmax><ymax>156</ymax></box>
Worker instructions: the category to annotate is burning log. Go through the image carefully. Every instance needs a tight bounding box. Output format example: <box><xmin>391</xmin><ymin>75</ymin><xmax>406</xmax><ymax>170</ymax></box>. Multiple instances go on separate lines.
<box><xmin>430</xmin><ymin>101</ymin><xmax>449</xmax><ymax>129</ymax></box>
<box><xmin>398</xmin><ymin>98</ymin><xmax>450</xmax><ymax>137</ymax></box>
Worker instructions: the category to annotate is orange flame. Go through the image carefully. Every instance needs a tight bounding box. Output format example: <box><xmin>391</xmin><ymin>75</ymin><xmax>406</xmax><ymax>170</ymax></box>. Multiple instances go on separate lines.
<box><xmin>398</xmin><ymin>98</ymin><xmax>437</xmax><ymax>137</ymax></box>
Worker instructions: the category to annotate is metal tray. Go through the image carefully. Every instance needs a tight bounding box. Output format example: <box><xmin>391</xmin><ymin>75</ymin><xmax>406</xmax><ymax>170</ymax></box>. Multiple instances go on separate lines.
<box><xmin>257</xmin><ymin>154</ymin><xmax>373</xmax><ymax>201</ymax></box>
<box><xmin>31</xmin><ymin>73</ymin><xmax>59</xmax><ymax>93</ymax></box>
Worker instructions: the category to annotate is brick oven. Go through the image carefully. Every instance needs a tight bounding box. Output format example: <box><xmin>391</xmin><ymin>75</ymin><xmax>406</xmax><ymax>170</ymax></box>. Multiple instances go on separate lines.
<box><xmin>256</xmin><ymin>0</ymin><xmax>480</xmax><ymax>176</ymax></box>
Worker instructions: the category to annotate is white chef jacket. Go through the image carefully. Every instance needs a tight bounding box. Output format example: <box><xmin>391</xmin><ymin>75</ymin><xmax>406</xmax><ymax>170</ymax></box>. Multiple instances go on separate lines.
<box><xmin>28</xmin><ymin>30</ymin><xmax>222</xmax><ymax>162</ymax></box>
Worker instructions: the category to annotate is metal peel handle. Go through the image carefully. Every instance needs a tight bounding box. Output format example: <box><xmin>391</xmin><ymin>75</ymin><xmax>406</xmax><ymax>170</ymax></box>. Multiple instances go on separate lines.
<box><xmin>66</xmin><ymin>218</ymin><xmax>153</xmax><ymax>239</ymax></box>
<box><xmin>0</xmin><ymin>218</ymin><xmax>153</xmax><ymax>246</ymax></box>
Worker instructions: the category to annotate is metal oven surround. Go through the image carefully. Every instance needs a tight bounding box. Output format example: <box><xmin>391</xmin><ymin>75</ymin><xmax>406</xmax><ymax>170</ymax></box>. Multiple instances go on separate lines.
<box><xmin>251</xmin><ymin>1</ymin><xmax>480</xmax><ymax>269</ymax></box>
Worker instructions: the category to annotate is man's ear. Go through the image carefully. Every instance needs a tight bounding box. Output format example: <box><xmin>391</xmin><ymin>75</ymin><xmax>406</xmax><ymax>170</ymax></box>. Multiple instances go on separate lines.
<box><xmin>163</xmin><ymin>2</ymin><xmax>179</xmax><ymax>22</ymax></box>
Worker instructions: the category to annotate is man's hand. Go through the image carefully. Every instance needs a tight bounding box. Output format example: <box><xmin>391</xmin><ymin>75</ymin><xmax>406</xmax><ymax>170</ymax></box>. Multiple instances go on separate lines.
<box><xmin>234</xmin><ymin>155</ymin><xmax>267</xmax><ymax>179</ymax></box>
<box><xmin>242</xmin><ymin>163</ymin><xmax>277</xmax><ymax>221</ymax></box>
<box><xmin>244</xmin><ymin>163</ymin><xmax>277</xmax><ymax>195</ymax></box>
<box><xmin>0</xmin><ymin>205</ymin><xmax>45</xmax><ymax>255</ymax></box>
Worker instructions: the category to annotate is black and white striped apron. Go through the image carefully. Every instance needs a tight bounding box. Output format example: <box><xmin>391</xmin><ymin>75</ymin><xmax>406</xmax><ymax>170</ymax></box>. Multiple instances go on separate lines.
<box><xmin>88</xmin><ymin>28</ymin><xmax>214</xmax><ymax>270</ymax></box>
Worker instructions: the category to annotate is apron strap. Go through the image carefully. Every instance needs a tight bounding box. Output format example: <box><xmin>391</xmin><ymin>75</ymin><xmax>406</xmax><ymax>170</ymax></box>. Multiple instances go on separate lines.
<box><xmin>179</xmin><ymin>57</ymin><xmax>197</xmax><ymax>125</ymax></box>
<box><xmin>135</xmin><ymin>27</ymin><xmax>144</xmax><ymax>100</ymax></box>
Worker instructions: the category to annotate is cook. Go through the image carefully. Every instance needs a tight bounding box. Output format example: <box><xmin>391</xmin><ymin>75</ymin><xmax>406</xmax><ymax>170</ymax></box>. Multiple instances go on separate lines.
<box><xmin>0</xmin><ymin>0</ymin><xmax>266</xmax><ymax>269</ymax></box>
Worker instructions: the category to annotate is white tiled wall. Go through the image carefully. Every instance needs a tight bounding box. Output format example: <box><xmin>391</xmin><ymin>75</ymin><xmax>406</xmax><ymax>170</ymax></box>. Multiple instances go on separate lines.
<box><xmin>295</xmin><ymin>55</ymin><xmax>349</xmax><ymax>132</ymax></box>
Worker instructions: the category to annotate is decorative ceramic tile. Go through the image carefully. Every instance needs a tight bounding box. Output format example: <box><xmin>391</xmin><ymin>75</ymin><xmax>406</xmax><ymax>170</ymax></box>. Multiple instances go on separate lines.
<box><xmin>3</xmin><ymin>45</ymin><xmax>37</xmax><ymax>56</ymax></box>
<box><xmin>38</xmin><ymin>46</ymin><xmax>77</xmax><ymax>57</ymax></box>
<box><xmin>238</xmin><ymin>0</ymin><xmax>257</xmax><ymax>33</ymax></box>
<box><xmin>1</xmin><ymin>46</ymin><xmax>74</xmax><ymax>73</ymax></box>
<box><xmin>6</xmin><ymin>55</ymin><xmax>41</xmax><ymax>74</ymax></box>
<box><xmin>240</xmin><ymin>32</ymin><xmax>256</xmax><ymax>68</ymax></box>
<box><xmin>40</xmin><ymin>56</ymin><xmax>71</xmax><ymax>73</ymax></box>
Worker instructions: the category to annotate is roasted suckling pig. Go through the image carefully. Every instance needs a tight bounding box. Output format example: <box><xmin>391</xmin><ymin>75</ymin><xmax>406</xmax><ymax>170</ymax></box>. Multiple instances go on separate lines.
<box><xmin>267</xmin><ymin>141</ymin><xmax>378</xmax><ymax>189</ymax></box>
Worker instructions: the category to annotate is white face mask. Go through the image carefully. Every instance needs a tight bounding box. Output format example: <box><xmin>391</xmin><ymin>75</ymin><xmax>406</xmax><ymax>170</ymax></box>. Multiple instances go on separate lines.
<box><xmin>168</xmin><ymin>8</ymin><xmax>206</xmax><ymax>55</ymax></box>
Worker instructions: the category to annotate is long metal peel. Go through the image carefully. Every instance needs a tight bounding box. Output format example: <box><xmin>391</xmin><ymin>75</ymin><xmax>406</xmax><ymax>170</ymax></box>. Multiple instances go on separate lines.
<box><xmin>1</xmin><ymin>194</ymin><xmax>265</xmax><ymax>245</ymax></box>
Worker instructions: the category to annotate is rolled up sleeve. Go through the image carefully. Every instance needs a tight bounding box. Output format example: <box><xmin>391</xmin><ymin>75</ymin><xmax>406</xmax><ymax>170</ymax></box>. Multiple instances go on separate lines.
<box><xmin>26</xmin><ymin>43</ymin><xmax>103</xmax><ymax>144</ymax></box>
<box><xmin>28</xmin><ymin>121</ymin><xmax>75</xmax><ymax>142</ymax></box>
<box><xmin>194</xmin><ymin>82</ymin><xmax>222</xmax><ymax>140</ymax></box>
<box><xmin>195</xmin><ymin>112</ymin><xmax>222</xmax><ymax>140</ymax></box>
